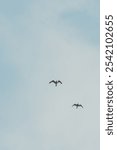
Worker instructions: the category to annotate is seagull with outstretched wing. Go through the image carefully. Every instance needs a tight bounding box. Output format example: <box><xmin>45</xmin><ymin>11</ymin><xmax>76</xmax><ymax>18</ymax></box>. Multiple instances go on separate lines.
<box><xmin>49</xmin><ymin>80</ymin><xmax>62</xmax><ymax>86</ymax></box>
<box><xmin>72</xmin><ymin>103</ymin><xmax>83</xmax><ymax>108</ymax></box>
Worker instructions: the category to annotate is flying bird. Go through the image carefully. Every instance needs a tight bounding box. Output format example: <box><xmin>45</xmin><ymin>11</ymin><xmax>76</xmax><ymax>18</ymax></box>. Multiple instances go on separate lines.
<box><xmin>72</xmin><ymin>103</ymin><xmax>83</xmax><ymax>108</ymax></box>
<box><xmin>49</xmin><ymin>80</ymin><xmax>62</xmax><ymax>86</ymax></box>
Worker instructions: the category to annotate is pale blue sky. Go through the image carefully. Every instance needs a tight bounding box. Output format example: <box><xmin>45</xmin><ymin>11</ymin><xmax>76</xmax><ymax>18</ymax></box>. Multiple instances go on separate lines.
<box><xmin>0</xmin><ymin>0</ymin><xmax>99</xmax><ymax>150</ymax></box>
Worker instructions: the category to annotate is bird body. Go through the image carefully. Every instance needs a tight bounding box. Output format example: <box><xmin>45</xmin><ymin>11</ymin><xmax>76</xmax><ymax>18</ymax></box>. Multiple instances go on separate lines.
<box><xmin>49</xmin><ymin>80</ymin><xmax>62</xmax><ymax>86</ymax></box>
<box><xmin>72</xmin><ymin>103</ymin><xmax>83</xmax><ymax>108</ymax></box>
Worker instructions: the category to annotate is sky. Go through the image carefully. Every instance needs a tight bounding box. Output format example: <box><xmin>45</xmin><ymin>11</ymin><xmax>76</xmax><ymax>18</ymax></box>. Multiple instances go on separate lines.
<box><xmin>0</xmin><ymin>0</ymin><xmax>99</xmax><ymax>150</ymax></box>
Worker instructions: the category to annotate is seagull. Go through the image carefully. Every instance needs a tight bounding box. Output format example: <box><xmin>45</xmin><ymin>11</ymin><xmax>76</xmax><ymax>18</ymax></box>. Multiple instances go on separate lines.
<box><xmin>49</xmin><ymin>80</ymin><xmax>62</xmax><ymax>86</ymax></box>
<box><xmin>72</xmin><ymin>103</ymin><xmax>83</xmax><ymax>108</ymax></box>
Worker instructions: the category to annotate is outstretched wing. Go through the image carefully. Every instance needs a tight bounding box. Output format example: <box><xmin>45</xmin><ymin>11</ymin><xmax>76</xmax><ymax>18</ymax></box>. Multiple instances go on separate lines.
<box><xmin>49</xmin><ymin>80</ymin><xmax>56</xmax><ymax>84</ymax></box>
<box><xmin>58</xmin><ymin>80</ymin><xmax>62</xmax><ymax>84</ymax></box>
<box><xmin>79</xmin><ymin>104</ymin><xmax>83</xmax><ymax>108</ymax></box>
<box><xmin>72</xmin><ymin>104</ymin><xmax>77</xmax><ymax>107</ymax></box>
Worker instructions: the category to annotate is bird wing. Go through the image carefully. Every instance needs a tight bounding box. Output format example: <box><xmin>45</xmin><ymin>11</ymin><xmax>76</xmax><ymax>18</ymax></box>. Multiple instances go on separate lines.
<box><xmin>80</xmin><ymin>105</ymin><xmax>83</xmax><ymax>108</ymax></box>
<box><xmin>49</xmin><ymin>80</ymin><xmax>56</xmax><ymax>84</ymax></box>
<box><xmin>72</xmin><ymin>104</ymin><xmax>76</xmax><ymax>107</ymax></box>
<box><xmin>58</xmin><ymin>80</ymin><xmax>62</xmax><ymax>84</ymax></box>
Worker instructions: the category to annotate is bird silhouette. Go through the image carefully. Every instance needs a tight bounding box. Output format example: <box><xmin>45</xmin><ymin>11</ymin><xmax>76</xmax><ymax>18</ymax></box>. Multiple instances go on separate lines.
<box><xmin>72</xmin><ymin>103</ymin><xmax>83</xmax><ymax>108</ymax></box>
<box><xmin>49</xmin><ymin>80</ymin><xmax>62</xmax><ymax>86</ymax></box>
